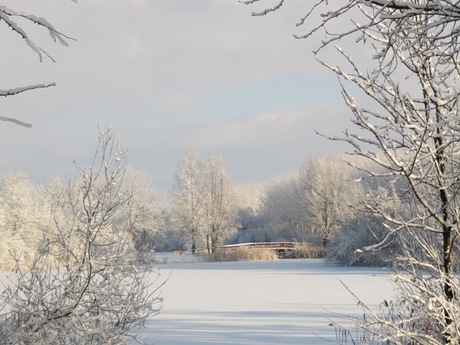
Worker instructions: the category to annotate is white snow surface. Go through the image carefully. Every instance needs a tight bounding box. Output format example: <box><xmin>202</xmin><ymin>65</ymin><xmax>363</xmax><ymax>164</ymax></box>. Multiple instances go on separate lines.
<box><xmin>143</xmin><ymin>258</ymin><xmax>394</xmax><ymax>345</ymax></box>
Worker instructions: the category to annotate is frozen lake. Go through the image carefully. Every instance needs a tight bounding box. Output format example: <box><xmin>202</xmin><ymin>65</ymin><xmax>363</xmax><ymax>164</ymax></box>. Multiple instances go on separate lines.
<box><xmin>142</xmin><ymin>259</ymin><xmax>394</xmax><ymax>345</ymax></box>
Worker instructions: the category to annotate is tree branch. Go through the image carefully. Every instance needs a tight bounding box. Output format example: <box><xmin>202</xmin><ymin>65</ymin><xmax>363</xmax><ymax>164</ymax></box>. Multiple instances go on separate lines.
<box><xmin>240</xmin><ymin>0</ymin><xmax>285</xmax><ymax>16</ymax></box>
<box><xmin>0</xmin><ymin>116</ymin><xmax>32</xmax><ymax>128</ymax></box>
<box><xmin>0</xmin><ymin>83</ymin><xmax>56</xmax><ymax>97</ymax></box>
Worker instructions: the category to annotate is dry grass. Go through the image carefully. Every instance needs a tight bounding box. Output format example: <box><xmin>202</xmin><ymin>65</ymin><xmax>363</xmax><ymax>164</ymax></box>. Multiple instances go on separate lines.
<box><xmin>289</xmin><ymin>243</ymin><xmax>325</xmax><ymax>259</ymax></box>
<box><xmin>209</xmin><ymin>247</ymin><xmax>279</xmax><ymax>262</ymax></box>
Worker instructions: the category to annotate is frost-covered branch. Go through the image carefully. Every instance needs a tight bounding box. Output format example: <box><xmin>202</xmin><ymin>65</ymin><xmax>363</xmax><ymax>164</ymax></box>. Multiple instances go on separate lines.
<box><xmin>240</xmin><ymin>0</ymin><xmax>285</xmax><ymax>16</ymax></box>
<box><xmin>242</xmin><ymin>0</ymin><xmax>460</xmax><ymax>55</ymax></box>
<box><xmin>0</xmin><ymin>85</ymin><xmax>54</xmax><ymax>127</ymax></box>
<box><xmin>0</xmin><ymin>5</ymin><xmax>75</xmax><ymax>62</ymax></box>
<box><xmin>0</xmin><ymin>83</ymin><xmax>56</xmax><ymax>97</ymax></box>
<box><xmin>1</xmin><ymin>3</ymin><xmax>75</xmax><ymax>127</ymax></box>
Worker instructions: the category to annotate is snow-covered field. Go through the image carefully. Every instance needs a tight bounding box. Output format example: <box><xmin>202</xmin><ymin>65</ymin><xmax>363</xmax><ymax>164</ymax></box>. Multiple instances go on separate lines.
<box><xmin>142</xmin><ymin>258</ymin><xmax>394</xmax><ymax>345</ymax></box>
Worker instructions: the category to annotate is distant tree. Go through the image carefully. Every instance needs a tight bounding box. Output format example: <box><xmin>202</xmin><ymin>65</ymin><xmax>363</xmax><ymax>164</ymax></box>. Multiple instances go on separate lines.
<box><xmin>0</xmin><ymin>125</ymin><xmax>162</xmax><ymax>344</ymax></box>
<box><xmin>116</xmin><ymin>167</ymin><xmax>163</xmax><ymax>261</ymax></box>
<box><xmin>170</xmin><ymin>150</ymin><xmax>206</xmax><ymax>253</ymax></box>
<box><xmin>0</xmin><ymin>172</ymin><xmax>52</xmax><ymax>269</ymax></box>
<box><xmin>232</xmin><ymin>182</ymin><xmax>267</xmax><ymax>243</ymax></box>
<box><xmin>298</xmin><ymin>155</ymin><xmax>353</xmax><ymax>248</ymax></box>
<box><xmin>155</xmin><ymin>208</ymin><xmax>187</xmax><ymax>252</ymax></box>
<box><xmin>260</xmin><ymin>174</ymin><xmax>308</xmax><ymax>242</ymax></box>
<box><xmin>232</xmin><ymin>182</ymin><xmax>265</xmax><ymax>216</ymax></box>
<box><xmin>1</xmin><ymin>2</ymin><xmax>75</xmax><ymax>127</ymax></box>
<box><xmin>202</xmin><ymin>154</ymin><xmax>237</xmax><ymax>253</ymax></box>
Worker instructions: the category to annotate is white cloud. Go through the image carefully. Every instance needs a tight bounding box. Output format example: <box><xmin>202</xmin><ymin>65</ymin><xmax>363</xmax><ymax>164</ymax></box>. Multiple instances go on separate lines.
<box><xmin>162</xmin><ymin>94</ymin><xmax>195</xmax><ymax>111</ymax></box>
<box><xmin>184</xmin><ymin>104</ymin><xmax>350</xmax><ymax>150</ymax></box>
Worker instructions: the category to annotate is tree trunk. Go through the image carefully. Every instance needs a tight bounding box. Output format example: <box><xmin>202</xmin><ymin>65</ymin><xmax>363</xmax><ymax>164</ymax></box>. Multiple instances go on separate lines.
<box><xmin>206</xmin><ymin>235</ymin><xmax>211</xmax><ymax>254</ymax></box>
<box><xmin>442</xmin><ymin>222</ymin><xmax>454</xmax><ymax>344</ymax></box>
<box><xmin>191</xmin><ymin>229</ymin><xmax>197</xmax><ymax>254</ymax></box>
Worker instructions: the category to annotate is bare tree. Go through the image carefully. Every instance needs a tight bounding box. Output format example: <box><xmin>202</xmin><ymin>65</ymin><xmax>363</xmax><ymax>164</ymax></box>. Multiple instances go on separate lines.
<box><xmin>0</xmin><ymin>125</ymin><xmax>163</xmax><ymax>344</ymax></box>
<box><xmin>241</xmin><ymin>0</ymin><xmax>460</xmax><ymax>343</ymax></box>
<box><xmin>1</xmin><ymin>2</ymin><xmax>75</xmax><ymax>127</ymax></box>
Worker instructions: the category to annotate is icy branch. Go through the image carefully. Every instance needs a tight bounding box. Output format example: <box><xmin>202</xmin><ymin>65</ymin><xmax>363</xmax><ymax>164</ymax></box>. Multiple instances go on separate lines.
<box><xmin>366</xmin><ymin>0</ymin><xmax>460</xmax><ymax>15</ymax></box>
<box><xmin>240</xmin><ymin>0</ymin><xmax>285</xmax><ymax>16</ymax></box>
<box><xmin>0</xmin><ymin>5</ymin><xmax>76</xmax><ymax>62</ymax></box>
<box><xmin>0</xmin><ymin>83</ymin><xmax>56</xmax><ymax>97</ymax></box>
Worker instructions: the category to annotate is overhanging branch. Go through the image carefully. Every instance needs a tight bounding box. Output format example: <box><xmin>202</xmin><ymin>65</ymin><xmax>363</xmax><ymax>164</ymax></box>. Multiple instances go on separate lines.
<box><xmin>0</xmin><ymin>83</ymin><xmax>56</xmax><ymax>97</ymax></box>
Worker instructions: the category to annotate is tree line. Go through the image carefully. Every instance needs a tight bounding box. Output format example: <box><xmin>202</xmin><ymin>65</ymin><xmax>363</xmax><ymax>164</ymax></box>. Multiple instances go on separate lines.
<box><xmin>0</xmin><ymin>143</ymin><xmax>407</xmax><ymax>269</ymax></box>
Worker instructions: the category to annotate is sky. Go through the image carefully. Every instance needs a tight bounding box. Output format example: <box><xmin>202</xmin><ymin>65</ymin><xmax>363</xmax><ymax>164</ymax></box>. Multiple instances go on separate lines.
<box><xmin>0</xmin><ymin>0</ymin><xmax>355</xmax><ymax>194</ymax></box>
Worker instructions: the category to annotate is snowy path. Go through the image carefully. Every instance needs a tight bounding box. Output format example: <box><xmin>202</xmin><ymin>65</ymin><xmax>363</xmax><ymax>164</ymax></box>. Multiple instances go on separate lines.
<box><xmin>142</xmin><ymin>259</ymin><xmax>394</xmax><ymax>344</ymax></box>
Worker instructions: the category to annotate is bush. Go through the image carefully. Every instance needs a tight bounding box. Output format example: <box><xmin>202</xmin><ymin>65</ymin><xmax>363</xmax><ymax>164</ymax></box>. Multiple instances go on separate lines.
<box><xmin>0</xmin><ymin>127</ymin><xmax>163</xmax><ymax>344</ymax></box>
<box><xmin>326</xmin><ymin>214</ymin><xmax>399</xmax><ymax>266</ymax></box>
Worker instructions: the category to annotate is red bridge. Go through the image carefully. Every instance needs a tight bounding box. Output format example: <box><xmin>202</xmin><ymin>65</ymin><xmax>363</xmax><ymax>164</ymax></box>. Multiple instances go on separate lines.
<box><xmin>219</xmin><ymin>242</ymin><xmax>296</xmax><ymax>258</ymax></box>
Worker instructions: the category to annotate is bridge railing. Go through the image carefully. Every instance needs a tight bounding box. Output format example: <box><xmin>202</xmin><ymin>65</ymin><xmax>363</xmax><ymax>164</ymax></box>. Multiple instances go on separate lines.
<box><xmin>219</xmin><ymin>242</ymin><xmax>296</xmax><ymax>252</ymax></box>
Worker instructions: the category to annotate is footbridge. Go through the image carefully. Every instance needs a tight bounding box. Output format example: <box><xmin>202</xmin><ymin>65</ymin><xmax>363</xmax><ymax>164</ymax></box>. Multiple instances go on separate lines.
<box><xmin>219</xmin><ymin>242</ymin><xmax>296</xmax><ymax>258</ymax></box>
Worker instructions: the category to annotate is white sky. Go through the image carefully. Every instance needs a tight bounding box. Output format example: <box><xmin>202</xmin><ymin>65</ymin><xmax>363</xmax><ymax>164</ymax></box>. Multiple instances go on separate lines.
<box><xmin>0</xmin><ymin>0</ymin><xmax>354</xmax><ymax>192</ymax></box>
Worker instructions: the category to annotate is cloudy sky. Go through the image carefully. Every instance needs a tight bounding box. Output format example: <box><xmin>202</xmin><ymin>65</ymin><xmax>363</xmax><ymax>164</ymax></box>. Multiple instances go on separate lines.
<box><xmin>0</xmin><ymin>0</ymin><xmax>354</xmax><ymax>193</ymax></box>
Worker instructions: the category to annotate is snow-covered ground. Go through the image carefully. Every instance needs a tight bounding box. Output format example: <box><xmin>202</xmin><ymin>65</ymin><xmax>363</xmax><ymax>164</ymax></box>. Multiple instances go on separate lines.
<box><xmin>142</xmin><ymin>258</ymin><xmax>394</xmax><ymax>345</ymax></box>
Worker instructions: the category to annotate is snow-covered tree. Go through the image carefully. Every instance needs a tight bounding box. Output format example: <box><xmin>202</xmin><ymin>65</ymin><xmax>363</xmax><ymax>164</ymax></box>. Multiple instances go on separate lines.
<box><xmin>327</xmin><ymin>185</ymin><xmax>402</xmax><ymax>266</ymax></box>
<box><xmin>0</xmin><ymin>172</ymin><xmax>52</xmax><ymax>269</ymax></box>
<box><xmin>170</xmin><ymin>150</ymin><xmax>207</xmax><ymax>253</ymax></box>
<box><xmin>202</xmin><ymin>153</ymin><xmax>237</xmax><ymax>253</ymax></box>
<box><xmin>169</xmin><ymin>151</ymin><xmax>239</xmax><ymax>253</ymax></box>
<box><xmin>232</xmin><ymin>182</ymin><xmax>265</xmax><ymax>216</ymax></box>
<box><xmin>298</xmin><ymin>155</ymin><xmax>353</xmax><ymax>248</ymax></box>
<box><xmin>115</xmin><ymin>167</ymin><xmax>163</xmax><ymax>260</ymax></box>
<box><xmin>231</xmin><ymin>182</ymin><xmax>267</xmax><ymax>243</ymax></box>
<box><xmin>260</xmin><ymin>173</ymin><xmax>308</xmax><ymax>242</ymax></box>
<box><xmin>1</xmin><ymin>2</ymin><xmax>75</xmax><ymax>127</ymax></box>
<box><xmin>0</xmin><ymin>125</ymin><xmax>162</xmax><ymax>344</ymax></box>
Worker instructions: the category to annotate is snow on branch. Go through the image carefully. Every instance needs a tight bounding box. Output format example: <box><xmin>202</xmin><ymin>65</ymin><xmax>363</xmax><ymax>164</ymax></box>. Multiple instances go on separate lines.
<box><xmin>366</xmin><ymin>0</ymin><xmax>460</xmax><ymax>15</ymax></box>
<box><xmin>0</xmin><ymin>84</ymin><xmax>56</xmax><ymax>127</ymax></box>
<box><xmin>1</xmin><ymin>3</ymin><xmax>73</xmax><ymax>128</ymax></box>
<box><xmin>240</xmin><ymin>0</ymin><xmax>285</xmax><ymax>16</ymax></box>
<box><xmin>0</xmin><ymin>5</ymin><xmax>76</xmax><ymax>62</ymax></box>
<box><xmin>0</xmin><ymin>83</ymin><xmax>56</xmax><ymax>97</ymax></box>
<box><xmin>243</xmin><ymin>0</ymin><xmax>460</xmax><ymax>56</ymax></box>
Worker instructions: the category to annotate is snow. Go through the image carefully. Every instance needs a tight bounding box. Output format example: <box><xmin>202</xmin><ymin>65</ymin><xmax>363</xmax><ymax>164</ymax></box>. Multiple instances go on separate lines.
<box><xmin>142</xmin><ymin>258</ymin><xmax>394</xmax><ymax>345</ymax></box>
